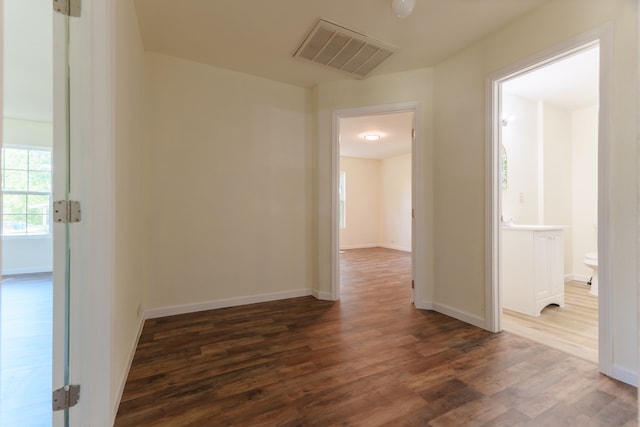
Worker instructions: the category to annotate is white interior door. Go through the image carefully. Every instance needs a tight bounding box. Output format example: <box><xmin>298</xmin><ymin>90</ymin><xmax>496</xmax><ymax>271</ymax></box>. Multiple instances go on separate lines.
<box><xmin>53</xmin><ymin>1</ymin><xmax>114</xmax><ymax>423</ymax></box>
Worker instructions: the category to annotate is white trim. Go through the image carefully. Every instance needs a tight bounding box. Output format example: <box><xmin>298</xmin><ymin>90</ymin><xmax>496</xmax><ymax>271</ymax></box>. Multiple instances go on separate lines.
<box><xmin>485</xmin><ymin>25</ymin><xmax>615</xmax><ymax>379</ymax></box>
<box><xmin>565</xmin><ymin>274</ymin><xmax>591</xmax><ymax>283</ymax></box>
<box><xmin>65</xmin><ymin>0</ymin><xmax>117</xmax><ymax>424</ymax></box>
<box><xmin>312</xmin><ymin>289</ymin><xmax>334</xmax><ymax>301</ymax></box>
<box><xmin>339</xmin><ymin>243</ymin><xmax>412</xmax><ymax>252</ymax></box>
<box><xmin>331</xmin><ymin>102</ymin><xmax>425</xmax><ymax>305</ymax></box>
<box><xmin>418</xmin><ymin>301</ymin><xmax>486</xmax><ymax>330</ymax></box>
<box><xmin>144</xmin><ymin>289</ymin><xmax>314</xmax><ymax>320</ymax></box>
<box><xmin>1</xmin><ymin>267</ymin><xmax>52</xmax><ymax>275</ymax></box>
<box><xmin>611</xmin><ymin>364</ymin><xmax>638</xmax><ymax>388</ymax></box>
<box><xmin>414</xmin><ymin>299</ymin><xmax>432</xmax><ymax>311</ymax></box>
<box><xmin>339</xmin><ymin>244</ymin><xmax>379</xmax><ymax>250</ymax></box>
<box><xmin>113</xmin><ymin>316</ymin><xmax>145</xmax><ymax>417</ymax></box>
<box><xmin>379</xmin><ymin>244</ymin><xmax>411</xmax><ymax>252</ymax></box>
<box><xmin>637</xmin><ymin>0</ymin><xmax>640</xmax><ymax>396</ymax></box>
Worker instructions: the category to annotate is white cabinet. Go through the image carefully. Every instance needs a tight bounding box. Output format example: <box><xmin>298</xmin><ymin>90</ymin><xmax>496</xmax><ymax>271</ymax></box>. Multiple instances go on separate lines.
<box><xmin>502</xmin><ymin>227</ymin><xmax>565</xmax><ymax>316</ymax></box>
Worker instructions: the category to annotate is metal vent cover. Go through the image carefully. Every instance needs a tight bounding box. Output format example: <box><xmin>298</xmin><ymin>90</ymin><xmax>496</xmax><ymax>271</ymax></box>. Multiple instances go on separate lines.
<box><xmin>294</xmin><ymin>19</ymin><xmax>395</xmax><ymax>78</ymax></box>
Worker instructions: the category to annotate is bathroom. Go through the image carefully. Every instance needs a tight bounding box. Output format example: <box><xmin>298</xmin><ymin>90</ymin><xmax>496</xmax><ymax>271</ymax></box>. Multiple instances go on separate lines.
<box><xmin>499</xmin><ymin>46</ymin><xmax>599</xmax><ymax>360</ymax></box>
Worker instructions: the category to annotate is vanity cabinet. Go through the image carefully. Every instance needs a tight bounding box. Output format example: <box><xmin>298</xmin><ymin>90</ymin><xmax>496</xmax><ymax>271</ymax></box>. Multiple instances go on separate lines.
<box><xmin>502</xmin><ymin>227</ymin><xmax>565</xmax><ymax>316</ymax></box>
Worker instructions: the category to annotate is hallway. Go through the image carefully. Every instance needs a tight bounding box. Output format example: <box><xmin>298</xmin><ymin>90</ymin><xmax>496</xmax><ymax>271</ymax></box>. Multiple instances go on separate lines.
<box><xmin>115</xmin><ymin>248</ymin><xmax>636</xmax><ymax>426</ymax></box>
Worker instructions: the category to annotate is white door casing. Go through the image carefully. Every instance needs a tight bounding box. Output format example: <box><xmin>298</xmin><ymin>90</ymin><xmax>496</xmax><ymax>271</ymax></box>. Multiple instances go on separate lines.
<box><xmin>485</xmin><ymin>26</ymin><xmax>614</xmax><ymax>380</ymax></box>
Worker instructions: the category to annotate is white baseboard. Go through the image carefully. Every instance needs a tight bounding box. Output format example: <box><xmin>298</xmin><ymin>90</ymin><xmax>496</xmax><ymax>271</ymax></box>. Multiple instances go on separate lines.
<box><xmin>339</xmin><ymin>244</ymin><xmax>412</xmax><ymax>252</ymax></box>
<box><xmin>565</xmin><ymin>273</ymin><xmax>590</xmax><ymax>283</ymax></box>
<box><xmin>339</xmin><ymin>244</ymin><xmax>378</xmax><ymax>250</ymax></box>
<box><xmin>312</xmin><ymin>289</ymin><xmax>334</xmax><ymax>300</ymax></box>
<box><xmin>144</xmin><ymin>288</ymin><xmax>313</xmax><ymax>319</ymax></box>
<box><xmin>414</xmin><ymin>300</ymin><xmax>433</xmax><ymax>311</ymax></box>
<box><xmin>379</xmin><ymin>244</ymin><xmax>411</xmax><ymax>252</ymax></box>
<box><xmin>1</xmin><ymin>267</ymin><xmax>52</xmax><ymax>276</ymax></box>
<box><xmin>611</xmin><ymin>364</ymin><xmax>638</xmax><ymax>387</ymax></box>
<box><xmin>414</xmin><ymin>300</ymin><xmax>485</xmax><ymax>330</ymax></box>
<box><xmin>113</xmin><ymin>315</ymin><xmax>145</xmax><ymax>418</ymax></box>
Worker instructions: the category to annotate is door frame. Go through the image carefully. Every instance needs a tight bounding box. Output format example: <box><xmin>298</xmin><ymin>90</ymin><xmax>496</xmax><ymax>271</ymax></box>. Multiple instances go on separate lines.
<box><xmin>485</xmin><ymin>26</ymin><xmax>614</xmax><ymax>377</ymax></box>
<box><xmin>52</xmin><ymin>0</ymin><xmax>115</xmax><ymax>424</ymax></box>
<box><xmin>330</xmin><ymin>102</ymin><xmax>426</xmax><ymax>305</ymax></box>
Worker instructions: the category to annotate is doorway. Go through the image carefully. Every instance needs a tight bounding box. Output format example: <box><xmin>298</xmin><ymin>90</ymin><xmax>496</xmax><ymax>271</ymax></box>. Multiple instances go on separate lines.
<box><xmin>499</xmin><ymin>46</ymin><xmax>600</xmax><ymax>363</ymax></box>
<box><xmin>331</xmin><ymin>103</ymin><xmax>423</xmax><ymax>302</ymax></box>
<box><xmin>1</xmin><ymin>0</ymin><xmax>55</xmax><ymax>425</ymax></box>
<box><xmin>488</xmin><ymin>33</ymin><xmax>614</xmax><ymax>377</ymax></box>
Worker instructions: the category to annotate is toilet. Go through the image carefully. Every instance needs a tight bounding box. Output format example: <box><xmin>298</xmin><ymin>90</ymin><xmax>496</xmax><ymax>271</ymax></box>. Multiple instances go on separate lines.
<box><xmin>583</xmin><ymin>252</ymin><xmax>598</xmax><ymax>296</ymax></box>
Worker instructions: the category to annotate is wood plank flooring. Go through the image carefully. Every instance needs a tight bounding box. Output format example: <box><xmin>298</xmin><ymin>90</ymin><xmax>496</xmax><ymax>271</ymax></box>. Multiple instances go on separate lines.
<box><xmin>116</xmin><ymin>248</ymin><xmax>637</xmax><ymax>426</ymax></box>
<box><xmin>503</xmin><ymin>281</ymin><xmax>598</xmax><ymax>363</ymax></box>
<box><xmin>0</xmin><ymin>273</ymin><xmax>53</xmax><ymax>427</ymax></box>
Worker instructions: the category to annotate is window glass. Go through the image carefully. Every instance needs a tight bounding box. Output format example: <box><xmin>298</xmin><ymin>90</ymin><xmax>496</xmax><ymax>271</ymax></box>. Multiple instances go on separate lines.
<box><xmin>1</xmin><ymin>147</ymin><xmax>52</xmax><ymax>236</ymax></box>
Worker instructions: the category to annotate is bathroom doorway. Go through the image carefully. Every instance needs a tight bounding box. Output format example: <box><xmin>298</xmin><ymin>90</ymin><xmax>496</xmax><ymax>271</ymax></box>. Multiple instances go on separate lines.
<box><xmin>488</xmin><ymin>35</ymin><xmax>614</xmax><ymax>376</ymax></box>
<box><xmin>332</xmin><ymin>105</ymin><xmax>418</xmax><ymax>301</ymax></box>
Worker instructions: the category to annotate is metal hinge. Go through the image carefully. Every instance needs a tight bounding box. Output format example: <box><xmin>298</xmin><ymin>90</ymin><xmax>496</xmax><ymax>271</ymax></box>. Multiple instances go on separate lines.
<box><xmin>53</xmin><ymin>200</ymin><xmax>82</xmax><ymax>223</ymax></box>
<box><xmin>52</xmin><ymin>385</ymin><xmax>80</xmax><ymax>411</ymax></box>
<box><xmin>53</xmin><ymin>0</ymin><xmax>81</xmax><ymax>17</ymax></box>
<box><xmin>411</xmin><ymin>280</ymin><xmax>415</xmax><ymax>289</ymax></box>
<box><xmin>412</xmin><ymin>128</ymin><xmax>416</xmax><ymax>139</ymax></box>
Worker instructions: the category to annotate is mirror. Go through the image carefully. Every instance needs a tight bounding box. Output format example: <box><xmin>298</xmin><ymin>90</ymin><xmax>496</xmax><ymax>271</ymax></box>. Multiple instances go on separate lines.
<box><xmin>501</xmin><ymin>144</ymin><xmax>508</xmax><ymax>189</ymax></box>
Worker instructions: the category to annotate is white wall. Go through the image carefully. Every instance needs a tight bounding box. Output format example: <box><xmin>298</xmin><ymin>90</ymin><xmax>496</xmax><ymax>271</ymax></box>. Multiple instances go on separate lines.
<box><xmin>339</xmin><ymin>156</ymin><xmax>380</xmax><ymax>249</ymax></box>
<box><xmin>571</xmin><ymin>105</ymin><xmax>598</xmax><ymax>279</ymax></box>
<box><xmin>434</xmin><ymin>0</ymin><xmax>636</xmax><ymax>378</ymax></box>
<box><xmin>379</xmin><ymin>153</ymin><xmax>412</xmax><ymax>251</ymax></box>
<box><xmin>1</xmin><ymin>118</ymin><xmax>53</xmax><ymax>274</ymax></box>
<box><xmin>113</xmin><ymin>0</ymin><xmax>147</xmax><ymax>414</ymax></box>
<box><xmin>543</xmin><ymin>103</ymin><xmax>574</xmax><ymax>272</ymax></box>
<box><xmin>501</xmin><ymin>94</ymin><xmax>539</xmax><ymax>224</ymax></box>
<box><xmin>145</xmin><ymin>53</ymin><xmax>312</xmax><ymax>312</ymax></box>
<box><xmin>339</xmin><ymin>153</ymin><xmax>412</xmax><ymax>252</ymax></box>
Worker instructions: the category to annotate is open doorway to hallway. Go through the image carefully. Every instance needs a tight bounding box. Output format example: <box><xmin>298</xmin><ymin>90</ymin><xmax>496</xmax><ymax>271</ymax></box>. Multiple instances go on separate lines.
<box><xmin>497</xmin><ymin>44</ymin><xmax>600</xmax><ymax>363</ymax></box>
<box><xmin>337</xmin><ymin>111</ymin><xmax>414</xmax><ymax>298</ymax></box>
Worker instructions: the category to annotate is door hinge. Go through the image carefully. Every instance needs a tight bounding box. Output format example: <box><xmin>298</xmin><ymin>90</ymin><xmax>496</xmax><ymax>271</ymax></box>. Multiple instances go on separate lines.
<box><xmin>53</xmin><ymin>0</ymin><xmax>81</xmax><ymax>17</ymax></box>
<box><xmin>52</xmin><ymin>384</ymin><xmax>80</xmax><ymax>411</ymax></box>
<box><xmin>412</xmin><ymin>128</ymin><xmax>416</xmax><ymax>139</ymax></box>
<box><xmin>411</xmin><ymin>280</ymin><xmax>415</xmax><ymax>289</ymax></box>
<box><xmin>53</xmin><ymin>200</ymin><xmax>82</xmax><ymax>223</ymax></box>
<box><xmin>412</xmin><ymin>209</ymin><xmax>414</xmax><ymax>219</ymax></box>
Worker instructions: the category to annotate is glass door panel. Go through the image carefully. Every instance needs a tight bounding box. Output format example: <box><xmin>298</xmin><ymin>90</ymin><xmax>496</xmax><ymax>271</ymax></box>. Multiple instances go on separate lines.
<box><xmin>51</xmin><ymin>5</ymin><xmax>71</xmax><ymax>427</ymax></box>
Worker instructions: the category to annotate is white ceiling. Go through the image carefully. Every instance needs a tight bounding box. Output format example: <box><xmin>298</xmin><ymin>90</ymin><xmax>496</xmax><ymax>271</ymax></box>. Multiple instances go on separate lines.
<box><xmin>502</xmin><ymin>46</ymin><xmax>599</xmax><ymax>110</ymax></box>
<box><xmin>3</xmin><ymin>0</ymin><xmax>53</xmax><ymax>122</ymax></box>
<box><xmin>5</xmin><ymin>0</ymin><xmax>596</xmax><ymax>147</ymax></box>
<box><xmin>340</xmin><ymin>112</ymin><xmax>413</xmax><ymax>160</ymax></box>
<box><xmin>132</xmin><ymin>0</ymin><xmax>551</xmax><ymax>88</ymax></box>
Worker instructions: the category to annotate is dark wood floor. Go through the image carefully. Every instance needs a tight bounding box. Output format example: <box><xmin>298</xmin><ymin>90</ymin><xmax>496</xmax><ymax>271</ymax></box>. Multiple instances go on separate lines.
<box><xmin>116</xmin><ymin>248</ymin><xmax>637</xmax><ymax>426</ymax></box>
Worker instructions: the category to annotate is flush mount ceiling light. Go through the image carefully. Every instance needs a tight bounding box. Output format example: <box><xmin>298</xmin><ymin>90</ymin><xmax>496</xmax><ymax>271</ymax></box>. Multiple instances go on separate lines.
<box><xmin>391</xmin><ymin>0</ymin><xmax>415</xmax><ymax>18</ymax></box>
<box><xmin>363</xmin><ymin>133</ymin><xmax>381</xmax><ymax>142</ymax></box>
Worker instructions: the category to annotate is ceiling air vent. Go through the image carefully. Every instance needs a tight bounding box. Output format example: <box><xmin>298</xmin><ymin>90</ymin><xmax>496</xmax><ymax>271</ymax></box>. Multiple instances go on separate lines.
<box><xmin>294</xmin><ymin>19</ymin><xmax>395</xmax><ymax>78</ymax></box>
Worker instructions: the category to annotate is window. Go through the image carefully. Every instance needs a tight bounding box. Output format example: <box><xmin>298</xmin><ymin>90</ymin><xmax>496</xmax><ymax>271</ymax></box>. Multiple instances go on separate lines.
<box><xmin>339</xmin><ymin>171</ymin><xmax>346</xmax><ymax>229</ymax></box>
<box><xmin>1</xmin><ymin>146</ymin><xmax>52</xmax><ymax>236</ymax></box>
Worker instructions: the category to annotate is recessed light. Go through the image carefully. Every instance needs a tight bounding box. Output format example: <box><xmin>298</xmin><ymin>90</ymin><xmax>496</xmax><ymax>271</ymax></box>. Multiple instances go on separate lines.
<box><xmin>363</xmin><ymin>134</ymin><xmax>381</xmax><ymax>141</ymax></box>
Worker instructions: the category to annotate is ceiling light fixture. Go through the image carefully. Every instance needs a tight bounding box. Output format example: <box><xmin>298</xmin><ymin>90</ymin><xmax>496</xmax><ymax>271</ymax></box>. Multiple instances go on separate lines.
<box><xmin>363</xmin><ymin>134</ymin><xmax>381</xmax><ymax>142</ymax></box>
<box><xmin>391</xmin><ymin>0</ymin><xmax>415</xmax><ymax>18</ymax></box>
